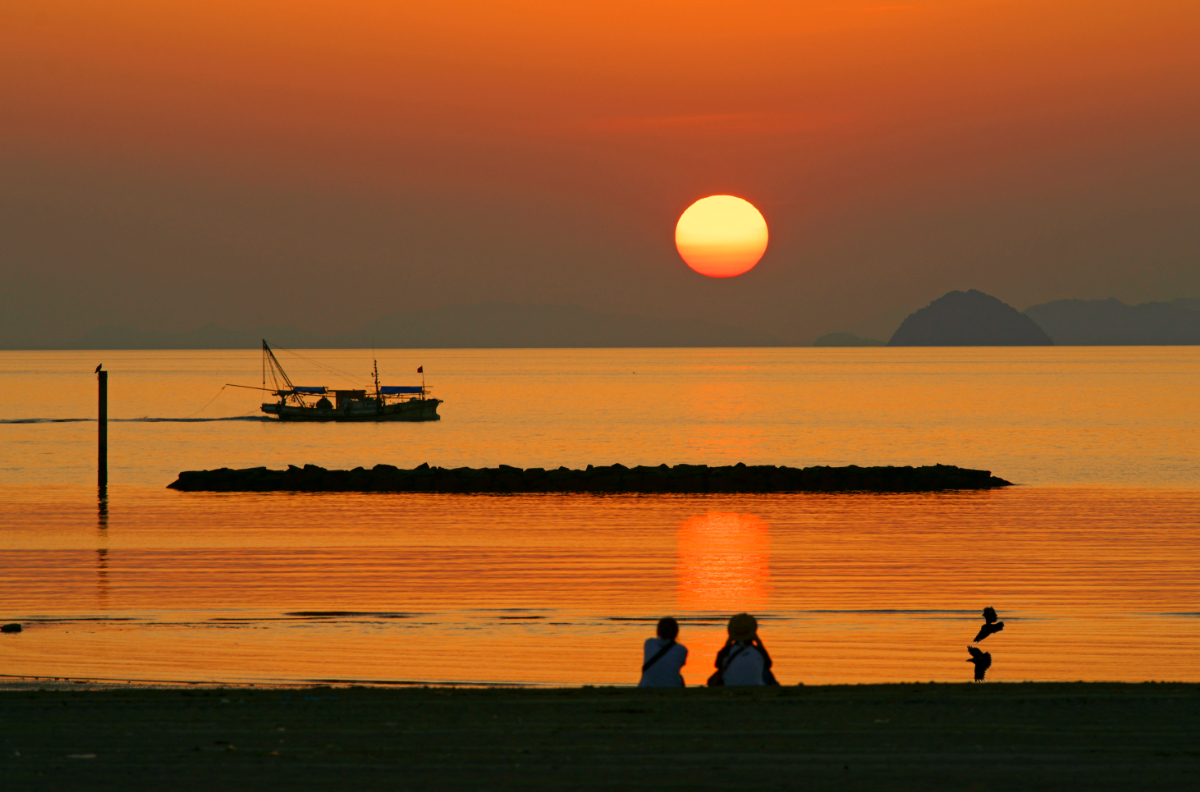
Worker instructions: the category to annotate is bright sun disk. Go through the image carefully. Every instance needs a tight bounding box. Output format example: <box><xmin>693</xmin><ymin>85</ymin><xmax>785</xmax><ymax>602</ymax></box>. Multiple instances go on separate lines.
<box><xmin>675</xmin><ymin>195</ymin><xmax>768</xmax><ymax>278</ymax></box>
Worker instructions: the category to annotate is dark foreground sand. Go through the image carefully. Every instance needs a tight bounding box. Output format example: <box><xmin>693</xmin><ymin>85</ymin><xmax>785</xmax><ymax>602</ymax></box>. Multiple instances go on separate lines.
<box><xmin>2</xmin><ymin>682</ymin><xmax>1197</xmax><ymax>791</ymax></box>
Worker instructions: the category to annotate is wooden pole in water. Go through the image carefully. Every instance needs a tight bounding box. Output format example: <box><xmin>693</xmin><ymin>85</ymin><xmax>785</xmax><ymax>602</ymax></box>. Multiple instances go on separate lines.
<box><xmin>97</xmin><ymin>366</ymin><xmax>107</xmax><ymax>489</ymax></box>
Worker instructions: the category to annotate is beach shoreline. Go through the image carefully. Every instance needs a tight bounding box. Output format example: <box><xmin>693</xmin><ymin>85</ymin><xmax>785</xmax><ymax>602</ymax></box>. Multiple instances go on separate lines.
<box><xmin>3</xmin><ymin>682</ymin><xmax>1197</xmax><ymax>790</ymax></box>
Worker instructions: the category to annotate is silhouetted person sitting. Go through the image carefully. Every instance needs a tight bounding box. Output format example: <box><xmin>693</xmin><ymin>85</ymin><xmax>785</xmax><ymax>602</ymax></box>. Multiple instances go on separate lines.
<box><xmin>709</xmin><ymin>613</ymin><xmax>779</xmax><ymax>686</ymax></box>
<box><xmin>967</xmin><ymin>646</ymin><xmax>991</xmax><ymax>681</ymax></box>
<box><xmin>973</xmin><ymin>606</ymin><xmax>1005</xmax><ymax>642</ymax></box>
<box><xmin>638</xmin><ymin>617</ymin><xmax>688</xmax><ymax>688</ymax></box>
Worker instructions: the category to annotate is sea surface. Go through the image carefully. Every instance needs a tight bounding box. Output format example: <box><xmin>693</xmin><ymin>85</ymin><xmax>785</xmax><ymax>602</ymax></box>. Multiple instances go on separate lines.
<box><xmin>1</xmin><ymin>347</ymin><xmax>1198</xmax><ymax>686</ymax></box>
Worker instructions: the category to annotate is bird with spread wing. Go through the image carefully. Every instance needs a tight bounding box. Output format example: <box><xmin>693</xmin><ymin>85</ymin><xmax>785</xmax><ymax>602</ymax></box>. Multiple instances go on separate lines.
<box><xmin>973</xmin><ymin>606</ymin><xmax>1005</xmax><ymax>642</ymax></box>
<box><xmin>966</xmin><ymin>646</ymin><xmax>992</xmax><ymax>681</ymax></box>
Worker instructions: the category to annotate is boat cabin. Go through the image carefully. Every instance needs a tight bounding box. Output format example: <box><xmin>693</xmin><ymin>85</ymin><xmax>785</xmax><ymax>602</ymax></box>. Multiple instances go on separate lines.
<box><xmin>333</xmin><ymin>389</ymin><xmax>368</xmax><ymax>408</ymax></box>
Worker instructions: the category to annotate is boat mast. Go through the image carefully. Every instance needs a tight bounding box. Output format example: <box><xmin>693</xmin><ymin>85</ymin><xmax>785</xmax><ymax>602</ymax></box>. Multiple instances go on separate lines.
<box><xmin>262</xmin><ymin>340</ymin><xmax>295</xmax><ymax>395</ymax></box>
<box><xmin>372</xmin><ymin>359</ymin><xmax>381</xmax><ymax>402</ymax></box>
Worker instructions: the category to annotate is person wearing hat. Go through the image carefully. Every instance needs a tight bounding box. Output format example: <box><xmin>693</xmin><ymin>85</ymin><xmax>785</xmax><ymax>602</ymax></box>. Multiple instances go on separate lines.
<box><xmin>639</xmin><ymin>617</ymin><xmax>688</xmax><ymax>687</ymax></box>
<box><xmin>710</xmin><ymin>612</ymin><xmax>778</xmax><ymax>686</ymax></box>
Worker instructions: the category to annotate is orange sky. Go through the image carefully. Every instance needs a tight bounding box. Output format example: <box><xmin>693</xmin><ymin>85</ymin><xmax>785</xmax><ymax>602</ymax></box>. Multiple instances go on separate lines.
<box><xmin>2</xmin><ymin>1</ymin><xmax>1199</xmax><ymax>344</ymax></box>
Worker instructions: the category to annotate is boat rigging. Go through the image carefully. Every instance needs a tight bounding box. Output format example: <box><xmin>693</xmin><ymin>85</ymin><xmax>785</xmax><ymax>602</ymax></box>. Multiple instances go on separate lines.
<box><xmin>241</xmin><ymin>341</ymin><xmax>441</xmax><ymax>422</ymax></box>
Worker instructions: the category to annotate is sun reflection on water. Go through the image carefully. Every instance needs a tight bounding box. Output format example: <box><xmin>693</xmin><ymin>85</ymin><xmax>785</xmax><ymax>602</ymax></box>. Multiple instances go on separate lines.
<box><xmin>676</xmin><ymin>511</ymin><xmax>771</xmax><ymax>613</ymax></box>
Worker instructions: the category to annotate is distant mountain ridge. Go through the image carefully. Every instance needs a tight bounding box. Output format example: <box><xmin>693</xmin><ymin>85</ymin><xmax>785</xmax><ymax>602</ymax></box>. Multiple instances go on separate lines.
<box><xmin>1023</xmin><ymin>298</ymin><xmax>1200</xmax><ymax>345</ymax></box>
<box><xmin>46</xmin><ymin>303</ymin><xmax>785</xmax><ymax>350</ymax></box>
<box><xmin>67</xmin><ymin>323</ymin><xmax>327</xmax><ymax>351</ymax></box>
<box><xmin>812</xmin><ymin>332</ymin><xmax>885</xmax><ymax>347</ymax></box>
<box><xmin>889</xmin><ymin>290</ymin><xmax>1053</xmax><ymax>346</ymax></box>
<box><xmin>24</xmin><ymin>297</ymin><xmax>1200</xmax><ymax>350</ymax></box>
<box><xmin>347</xmin><ymin>303</ymin><xmax>783</xmax><ymax>348</ymax></box>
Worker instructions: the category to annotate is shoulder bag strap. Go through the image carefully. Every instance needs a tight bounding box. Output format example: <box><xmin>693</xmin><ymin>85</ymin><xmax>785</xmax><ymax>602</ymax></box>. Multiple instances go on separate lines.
<box><xmin>721</xmin><ymin>644</ymin><xmax>748</xmax><ymax>671</ymax></box>
<box><xmin>707</xmin><ymin>644</ymin><xmax>748</xmax><ymax>687</ymax></box>
<box><xmin>642</xmin><ymin>640</ymin><xmax>677</xmax><ymax>672</ymax></box>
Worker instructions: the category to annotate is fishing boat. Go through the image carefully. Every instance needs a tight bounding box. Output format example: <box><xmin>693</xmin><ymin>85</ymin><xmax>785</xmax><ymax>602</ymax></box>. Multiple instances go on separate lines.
<box><xmin>254</xmin><ymin>341</ymin><xmax>441</xmax><ymax>422</ymax></box>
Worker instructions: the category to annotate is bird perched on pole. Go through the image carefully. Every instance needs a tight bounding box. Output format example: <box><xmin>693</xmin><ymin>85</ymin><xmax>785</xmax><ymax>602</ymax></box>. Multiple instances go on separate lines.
<box><xmin>973</xmin><ymin>606</ymin><xmax>1005</xmax><ymax>642</ymax></box>
<box><xmin>966</xmin><ymin>646</ymin><xmax>992</xmax><ymax>681</ymax></box>
<box><xmin>95</xmin><ymin>364</ymin><xmax>103</xmax><ymax>374</ymax></box>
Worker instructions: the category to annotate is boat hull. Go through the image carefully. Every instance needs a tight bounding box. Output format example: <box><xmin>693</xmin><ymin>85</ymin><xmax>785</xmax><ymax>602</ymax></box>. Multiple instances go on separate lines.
<box><xmin>262</xmin><ymin>399</ymin><xmax>442</xmax><ymax>422</ymax></box>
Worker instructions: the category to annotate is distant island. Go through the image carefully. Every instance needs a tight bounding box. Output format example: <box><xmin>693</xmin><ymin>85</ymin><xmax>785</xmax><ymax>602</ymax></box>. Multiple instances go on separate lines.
<box><xmin>888</xmin><ymin>290</ymin><xmax>1053</xmax><ymax>346</ymax></box>
<box><xmin>816</xmin><ymin>292</ymin><xmax>1200</xmax><ymax>347</ymax></box>
<box><xmin>169</xmin><ymin>463</ymin><xmax>1013</xmax><ymax>493</ymax></box>
<box><xmin>1023</xmin><ymin>298</ymin><xmax>1200</xmax><ymax>345</ymax></box>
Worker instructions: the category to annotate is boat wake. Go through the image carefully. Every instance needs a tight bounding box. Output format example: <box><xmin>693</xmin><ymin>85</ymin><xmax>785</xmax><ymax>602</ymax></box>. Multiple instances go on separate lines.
<box><xmin>1</xmin><ymin>416</ymin><xmax>270</xmax><ymax>424</ymax></box>
<box><xmin>0</xmin><ymin>418</ymin><xmax>92</xmax><ymax>424</ymax></box>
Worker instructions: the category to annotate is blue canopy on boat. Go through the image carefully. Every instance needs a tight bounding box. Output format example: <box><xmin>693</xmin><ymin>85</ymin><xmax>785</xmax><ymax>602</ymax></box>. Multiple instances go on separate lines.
<box><xmin>291</xmin><ymin>386</ymin><xmax>328</xmax><ymax>394</ymax></box>
<box><xmin>381</xmin><ymin>386</ymin><xmax>423</xmax><ymax>395</ymax></box>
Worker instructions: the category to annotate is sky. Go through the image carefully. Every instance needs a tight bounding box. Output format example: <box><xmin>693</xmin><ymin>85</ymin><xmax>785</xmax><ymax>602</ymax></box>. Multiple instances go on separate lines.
<box><xmin>2</xmin><ymin>0</ymin><xmax>1198</xmax><ymax>346</ymax></box>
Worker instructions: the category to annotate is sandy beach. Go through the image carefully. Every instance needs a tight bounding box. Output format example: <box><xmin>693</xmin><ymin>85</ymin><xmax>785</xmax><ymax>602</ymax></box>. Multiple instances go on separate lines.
<box><xmin>3</xmin><ymin>682</ymin><xmax>1197</xmax><ymax>790</ymax></box>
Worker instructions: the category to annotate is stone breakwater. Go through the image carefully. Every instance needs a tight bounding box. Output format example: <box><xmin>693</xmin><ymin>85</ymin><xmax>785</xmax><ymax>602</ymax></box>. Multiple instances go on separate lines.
<box><xmin>168</xmin><ymin>462</ymin><xmax>1012</xmax><ymax>493</ymax></box>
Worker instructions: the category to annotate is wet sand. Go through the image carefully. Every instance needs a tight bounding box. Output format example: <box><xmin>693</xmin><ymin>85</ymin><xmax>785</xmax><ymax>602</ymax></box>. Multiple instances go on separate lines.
<box><xmin>3</xmin><ymin>682</ymin><xmax>1197</xmax><ymax>790</ymax></box>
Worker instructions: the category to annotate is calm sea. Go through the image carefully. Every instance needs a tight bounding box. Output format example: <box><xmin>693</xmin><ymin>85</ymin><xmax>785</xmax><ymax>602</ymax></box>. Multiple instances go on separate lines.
<box><xmin>1</xmin><ymin>348</ymin><xmax>1198</xmax><ymax>685</ymax></box>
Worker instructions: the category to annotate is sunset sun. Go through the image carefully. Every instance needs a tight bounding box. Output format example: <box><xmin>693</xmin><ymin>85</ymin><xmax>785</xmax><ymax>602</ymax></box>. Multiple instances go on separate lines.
<box><xmin>675</xmin><ymin>195</ymin><xmax>768</xmax><ymax>278</ymax></box>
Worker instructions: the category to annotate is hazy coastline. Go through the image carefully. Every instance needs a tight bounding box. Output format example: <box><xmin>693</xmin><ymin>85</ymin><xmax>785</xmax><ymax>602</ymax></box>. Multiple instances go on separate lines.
<box><xmin>6</xmin><ymin>295</ymin><xmax>1200</xmax><ymax>350</ymax></box>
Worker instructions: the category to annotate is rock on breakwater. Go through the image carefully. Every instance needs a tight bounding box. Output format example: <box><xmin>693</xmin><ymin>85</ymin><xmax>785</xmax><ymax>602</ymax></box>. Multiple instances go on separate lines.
<box><xmin>168</xmin><ymin>462</ymin><xmax>1012</xmax><ymax>493</ymax></box>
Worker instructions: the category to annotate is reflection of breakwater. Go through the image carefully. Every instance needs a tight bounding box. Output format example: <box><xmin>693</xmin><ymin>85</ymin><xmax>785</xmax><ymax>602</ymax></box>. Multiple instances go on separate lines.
<box><xmin>168</xmin><ymin>463</ymin><xmax>1011</xmax><ymax>493</ymax></box>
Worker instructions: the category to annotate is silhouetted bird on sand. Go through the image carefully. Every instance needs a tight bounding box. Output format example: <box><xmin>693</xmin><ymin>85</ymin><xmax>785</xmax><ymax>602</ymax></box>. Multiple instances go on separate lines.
<box><xmin>973</xmin><ymin>606</ymin><xmax>1004</xmax><ymax>642</ymax></box>
<box><xmin>967</xmin><ymin>646</ymin><xmax>991</xmax><ymax>681</ymax></box>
